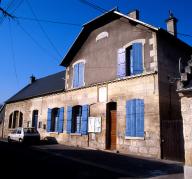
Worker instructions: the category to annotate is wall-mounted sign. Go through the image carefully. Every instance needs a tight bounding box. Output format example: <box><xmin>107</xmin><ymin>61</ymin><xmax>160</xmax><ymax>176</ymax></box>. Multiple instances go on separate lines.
<box><xmin>88</xmin><ymin>117</ymin><xmax>102</xmax><ymax>133</ymax></box>
<box><xmin>99</xmin><ymin>86</ymin><xmax>107</xmax><ymax>102</ymax></box>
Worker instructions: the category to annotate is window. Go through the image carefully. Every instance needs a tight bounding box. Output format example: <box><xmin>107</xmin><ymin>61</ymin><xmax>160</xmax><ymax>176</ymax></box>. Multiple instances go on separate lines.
<box><xmin>47</xmin><ymin>107</ymin><xmax>64</xmax><ymax>133</ymax></box>
<box><xmin>32</xmin><ymin>110</ymin><xmax>38</xmax><ymax>129</ymax></box>
<box><xmin>73</xmin><ymin>62</ymin><xmax>85</xmax><ymax>88</ymax></box>
<box><xmin>72</xmin><ymin>106</ymin><xmax>82</xmax><ymax>133</ymax></box>
<box><xmin>117</xmin><ymin>43</ymin><xmax>143</xmax><ymax>78</ymax></box>
<box><xmin>126</xmin><ymin>99</ymin><xmax>144</xmax><ymax>137</ymax></box>
<box><xmin>38</xmin><ymin>121</ymin><xmax>42</xmax><ymax>128</ymax></box>
<box><xmin>8</xmin><ymin>111</ymin><xmax>23</xmax><ymax>129</ymax></box>
<box><xmin>67</xmin><ymin>105</ymin><xmax>89</xmax><ymax>135</ymax></box>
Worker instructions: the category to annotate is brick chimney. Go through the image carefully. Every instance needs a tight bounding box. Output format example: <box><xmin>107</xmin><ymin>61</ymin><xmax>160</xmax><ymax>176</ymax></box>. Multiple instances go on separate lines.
<box><xmin>166</xmin><ymin>10</ymin><xmax>178</xmax><ymax>37</ymax></box>
<box><xmin>30</xmin><ymin>75</ymin><xmax>36</xmax><ymax>84</ymax></box>
<box><xmin>128</xmin><ymin>10</ymin><xmax>139</xmax><ymax>20</ymax></box>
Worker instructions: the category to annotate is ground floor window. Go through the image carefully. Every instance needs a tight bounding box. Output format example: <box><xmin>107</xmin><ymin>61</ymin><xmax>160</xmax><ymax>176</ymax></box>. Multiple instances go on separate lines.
<box><xmin>126</xmin><ymin>99</ymin><xmax>144</xmax><ymax>137</ymax></box>
<box><xmin>8</xmin><ymin>111</ymin><xmax>23</xmax><ymax>129</ymax></box>
<box><xmin>32</xmin><ymin>110</ymin><xmax>38</xmax><ymax>129</ymax></box>
<box><xmin>67</xmin><ymin>105</ymin><xmax>89</xmax><ymax>135</ymax></box>
<box><xmin>47</xmin><ymin>107</ymin><xmax>64</xmax><ymax>133</ymax></box>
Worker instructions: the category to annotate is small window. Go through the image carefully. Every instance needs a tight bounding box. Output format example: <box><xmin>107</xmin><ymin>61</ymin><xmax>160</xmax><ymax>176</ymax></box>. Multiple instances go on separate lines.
<box><xmin>27</xmin><ymin>121</ymin><xmax>31</xmax><ymax>128</ymax></box>
<box><xmin>73</xmin><ymin>62</ymin><xmax>85</xmax><ymax>88</ymax></box>
<box><xmin>43</xmin><ymin>124</ymin><xmax>46</xmax><ymax>130</ymax></box>
<box><xmin>38</xmin><ymin>121</ymin><xmax>42</xmax><ymax>128</ymax></box>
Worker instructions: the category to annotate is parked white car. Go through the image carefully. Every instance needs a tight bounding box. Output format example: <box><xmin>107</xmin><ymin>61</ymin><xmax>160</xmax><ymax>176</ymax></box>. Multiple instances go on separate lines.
<box><xmin>8</xmin><ymin>127</ymin><xmax>40</xmax><ymax>144</ymax></box>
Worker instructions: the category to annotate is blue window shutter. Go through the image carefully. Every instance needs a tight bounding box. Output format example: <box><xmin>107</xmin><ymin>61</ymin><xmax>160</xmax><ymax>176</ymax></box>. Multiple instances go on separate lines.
<box><xmin>126</xmin><ymin>100</ymin><xmax>136</xmax><ymax>137</ymax></box>
<box><xmin>132</xmin><ymin>43</ymin><xmax>143</xmax><ymax>75</ymax></box>
<box><xmin>117</xmin><ymin>48</ymin><xmax>126</xmax><ymax>78</ymax></box>
<box><xmin>130</xmin><ymin>49</ymin><xmax>134</xmax><ymax>75</ymax></box>
<box><xmin>78</xmin><ymin>63</ymin><xmax>84</xmax><ymax>87</ymax></box>
<box><xmin>67</xmin><ymin>106</ymin><xmax>72</xmax><ymax>134</ymax></box>
<box><xmin>73</xmin><ymin>64</ymin><xmax>79</xmax><ymax>88</ymax></box>
<box><xmin>58</xmin><ymin>107</ymin><xmax>64</xmax><ymax>133</ymax></box>
<box><xmin>136</xmin><ymin>99</ymin><xmax>144</xmax><ymax>137</ymax></box>
<box><xmin>76</xmin><ymin>116</ymin><xmax>81</xmax><ymax>133</ymax></box>
<box><xmin>47</xmin><ymin>108</ymin><xmax>52</xmax><ymax>132</ymax></box>
<box><xmin>81</xmin><ymin>105</ymin><xmax>89</xmax><ymax>135</ymax></box>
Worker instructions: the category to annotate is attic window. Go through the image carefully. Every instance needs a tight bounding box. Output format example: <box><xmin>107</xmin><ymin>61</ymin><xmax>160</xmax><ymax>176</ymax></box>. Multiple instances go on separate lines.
<box><xmin>96</xmin><ymin>32</ymin><xmax>109</xmax><ymax>42</ymax></box>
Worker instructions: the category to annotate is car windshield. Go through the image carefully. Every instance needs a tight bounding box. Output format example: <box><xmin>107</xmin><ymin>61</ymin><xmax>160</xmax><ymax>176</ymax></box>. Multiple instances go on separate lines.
<box><xmin>24</xmin><ymin>128</ymin><xmax>38</xmax><ymax>134</ymax></box>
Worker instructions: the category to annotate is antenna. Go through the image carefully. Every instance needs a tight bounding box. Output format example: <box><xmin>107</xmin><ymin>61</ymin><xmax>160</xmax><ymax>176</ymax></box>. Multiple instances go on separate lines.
<box><xmin>116</xmin><ymin>0</ymin><xmax>119</xmax><ymax>11</ymax></box>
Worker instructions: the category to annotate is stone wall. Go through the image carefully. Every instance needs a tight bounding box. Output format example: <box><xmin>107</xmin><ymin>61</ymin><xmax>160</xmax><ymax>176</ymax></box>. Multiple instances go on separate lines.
<box><xmin>3</xmin><ymin>73</ymin><xmax>160</xmax><ymax>158</ymax></box>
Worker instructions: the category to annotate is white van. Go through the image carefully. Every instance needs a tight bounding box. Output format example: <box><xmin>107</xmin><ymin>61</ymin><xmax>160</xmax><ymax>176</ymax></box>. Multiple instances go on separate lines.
<box><xmin>8</xmin><ymin>127</ymin><xmax>40</xmax><ymax>143</ymax></box>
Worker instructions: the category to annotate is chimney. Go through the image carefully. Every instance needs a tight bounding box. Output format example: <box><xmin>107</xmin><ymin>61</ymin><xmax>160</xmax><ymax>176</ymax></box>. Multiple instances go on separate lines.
<box><xmin>166</xmin><ymin>10</ymin><xmax>178</xmax><ymax>37</ymax></box>
<box><xmin>128</xmin><ymin>10</ymin><xmax>139</xmax><ymax>20</ymax></box>
<box><xmin>30</xmin><ymin>75</ymin><xmax>36</xmax><ymax>84</ymax></box>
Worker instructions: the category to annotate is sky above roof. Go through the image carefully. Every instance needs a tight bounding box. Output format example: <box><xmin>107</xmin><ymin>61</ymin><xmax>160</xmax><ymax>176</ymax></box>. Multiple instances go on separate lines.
<box><xmin>0</xmin><ymin>0</ymin><xmax>191</xmax><ymax>104</ymax></box>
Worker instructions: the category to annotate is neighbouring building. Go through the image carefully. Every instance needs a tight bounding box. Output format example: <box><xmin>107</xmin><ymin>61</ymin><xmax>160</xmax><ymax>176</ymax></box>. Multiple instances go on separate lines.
<box><xmin>0</xmin><ymin>104</ymin><xmax>5</xmax><ymax>138</ymax></box>
<box><xmin>177</xmin><ymin>56</ymin><xmax>192</xmax><ymax>178</ymax></box>
<box><xmin>1</xmin><ymin>9</ymin><xmax>191</xmax><ymax>161</ymax></box>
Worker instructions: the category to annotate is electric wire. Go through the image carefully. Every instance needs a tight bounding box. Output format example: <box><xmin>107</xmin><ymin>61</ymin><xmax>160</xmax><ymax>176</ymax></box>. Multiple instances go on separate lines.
<box><xmin>25</xmin><ymin>0</ymin><xmax>63</xmax><ymax>59</ymax></box>
<box><xmin>15</xmin><ymin>20</ymin><xmax>59</xmax><ymax>63</ymax></box>
<box><xmin>8</xmin><ymin>19</ymin><xmax>20</xmax><ymax>88</ymax></box>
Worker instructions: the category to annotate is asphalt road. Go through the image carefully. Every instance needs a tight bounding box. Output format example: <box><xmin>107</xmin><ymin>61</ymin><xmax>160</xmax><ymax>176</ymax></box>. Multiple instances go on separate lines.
<box><xmin>0</xmin><ymin>141</ymin><xmax>184</xmax><ymax>179</ymax></box>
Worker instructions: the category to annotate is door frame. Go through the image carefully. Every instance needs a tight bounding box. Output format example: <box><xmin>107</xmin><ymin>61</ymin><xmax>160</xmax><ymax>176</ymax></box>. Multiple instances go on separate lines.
<box><xmin>106</xmin><ymin>102</ymin><xmax>117</xmax><ymax>150</ymax></box>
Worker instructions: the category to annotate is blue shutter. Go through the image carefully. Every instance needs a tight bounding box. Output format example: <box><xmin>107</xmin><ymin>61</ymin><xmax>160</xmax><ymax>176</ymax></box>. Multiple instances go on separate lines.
<box><xmin>47</xmin><ymin>108</ymin><xmax>52</xmax><ymax>132</ymax></box>
<box><xmin>76</xmin><ymin>116</ymin><xmax>81</xmax><ymax>133</ymax></box>
<box><xmin>126</xmin><ymin>100</ymin><xmax>136</xmax><ymax>137</ymax></box>
<box><xmin>117</xmin><ymin>48</ymin><xmax>126</xmax><ymax>78</ymax></box>
<box><xmin>67</xmin><ymin>106</ymin><xmax>72</xmax><ymax>134</ymax></box>
<box><xmin>132</xmin><ymin>43</ymin><xmax>143</xmax><ymax>75</ymax></box>
<box><xmin>130</xmin><ymin>49</ymin><xmax>134</xmax><ymax>75</ymax></box>
<box><xmin>136</xmin><ymin>99</ymin><xmax>144</xmax><ymax>137</ymax></box>
<box><xmin>81</xmin><ymin>105</ymin><xmax>89</xmax><ymax>135</ymax></box>
<box><xmin>58</xmin><ymin>107</ymin><xmax>64</xmax><ymax>133</ymax></box>
<box><xmin>73</xmin><ymin>64</ymin><xmax>79</xmax><ymax>88</ymax></box>
<box><xmin>78</xmin><ymin>63</ymin><xmax>84</xmax><ymax>87</ymax></box>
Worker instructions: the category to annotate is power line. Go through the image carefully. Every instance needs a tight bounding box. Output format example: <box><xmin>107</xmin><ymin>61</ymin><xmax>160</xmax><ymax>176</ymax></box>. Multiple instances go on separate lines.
<box><xmin>8</xmin><ymin>20</ymin><xmax>20</xmax><ymax>88</ymax></box>
<box><xmin>25</xmin><ymin>0</ymin><xmax>63</xmax><ymax>58</ymax></box>
<box><xmin>79</xmin><ymin>0</ymin><xmax>192</xmax><ymax>38</ymax></box>
<box><xmin>17</xmin><ymin>16</ymin><xmax>82</xmax><ymax>27</ymax></box>
<box><xmin>15</xmin><ymin>20</ymin><xmax>59</xmax><ymax>63</ymax></box>
<box><xmin>78</xmin><ymin>0</ymin><xmax>107</xmax><ymax>13</ymax></box>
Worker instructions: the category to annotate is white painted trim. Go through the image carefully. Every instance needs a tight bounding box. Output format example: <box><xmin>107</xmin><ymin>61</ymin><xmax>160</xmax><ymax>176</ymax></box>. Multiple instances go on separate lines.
<box><xmin>72</xmin><ymin>59</ymin><xmax>86</xmax><ymax>67</ymax></box>
<box><xmin>125</xmin><ymin>136</ymin><xmax>145</xmax><ymax>140</ymax></box>
<box><xmin>96</xmin><ymin>31</ymin><xmax>109</xmax><ymax>42</ymax></box>
<box><xmin>114</xmin><ymin>11</ymin><xmax>159</xmax><ymax>31</ymax></box>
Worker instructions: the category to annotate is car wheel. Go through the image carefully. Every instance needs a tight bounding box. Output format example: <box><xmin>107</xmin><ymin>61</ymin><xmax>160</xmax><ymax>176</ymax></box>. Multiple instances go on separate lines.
<box><xmin>19</xmin><ymin>138</ymin><xmax>23</xmax><ymax>143</ymax></box>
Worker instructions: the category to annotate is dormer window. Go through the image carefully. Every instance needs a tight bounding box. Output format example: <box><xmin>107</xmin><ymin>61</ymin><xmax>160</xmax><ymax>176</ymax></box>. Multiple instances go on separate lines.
<box><xmin>73</xmin><ymin>60</ymin><xmax>85</xmax><ymax>88</ymax></box>
<box><xmin>117</xmin><ymin>42</ymin><xmax>143</xmax><ymax>78</ymax></box>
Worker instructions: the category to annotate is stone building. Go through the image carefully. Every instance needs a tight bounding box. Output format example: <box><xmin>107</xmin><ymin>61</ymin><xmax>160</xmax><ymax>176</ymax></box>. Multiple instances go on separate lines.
<box><xmin>177</xmin><ymin>56</ymin><xmax>192</xmax><ymax>178</ymax></box>
<box><xmin>1</xmin><ymin>9</ymin><xmax>191</xmax><ymax>161</ymax></box>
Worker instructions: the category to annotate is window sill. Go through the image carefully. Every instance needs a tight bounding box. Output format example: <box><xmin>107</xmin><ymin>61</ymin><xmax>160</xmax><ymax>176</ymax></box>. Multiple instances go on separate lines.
<box><xmin>125</xmin><ymin>136</ymin><xmax>145</xmax><ymax>140</ymax></box>
<box><xmin>48</xmin><ymin>132</ymin><xmax>58</xmax><ymax>134</ymax></box>
<box><xmin>70</xmin><ymin>133</ymin><xmax>82</xmax><ymax>136</ymax></box>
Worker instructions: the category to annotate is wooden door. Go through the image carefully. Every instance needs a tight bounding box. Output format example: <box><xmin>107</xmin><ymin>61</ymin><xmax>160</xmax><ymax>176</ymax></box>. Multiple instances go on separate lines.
<box><xmin>161</xmin><ymin>120</ymin><xmax>184</xmax><ymax>161</ymax></box>
<box><xmin>110</xmin><ymin>110</ymin><xmax>117</xmax><ymax>150</ymax></box>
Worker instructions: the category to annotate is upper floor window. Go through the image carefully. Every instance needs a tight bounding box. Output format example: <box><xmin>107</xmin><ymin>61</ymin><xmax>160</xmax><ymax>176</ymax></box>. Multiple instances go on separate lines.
<box><xmin>117</xmin><ymin>42</ymin><xmax>143</xmax><ymax>78</ymax></box>
<box><xmin>73</xmin><ymin>61</ymin><xmax>85</xmax><ymax>88</ymax></box>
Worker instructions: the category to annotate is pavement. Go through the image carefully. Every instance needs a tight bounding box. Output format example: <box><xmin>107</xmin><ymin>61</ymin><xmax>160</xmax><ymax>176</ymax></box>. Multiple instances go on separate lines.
<box><xmin>0</xmin><ymin>139</ymin><xmax>184</xmax><ymax>179</ymax></box>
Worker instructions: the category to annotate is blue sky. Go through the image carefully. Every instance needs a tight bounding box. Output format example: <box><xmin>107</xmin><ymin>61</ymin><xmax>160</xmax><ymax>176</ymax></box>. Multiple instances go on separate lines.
<box><xmin>0</xmin><ymin>0</ymin><xmax>191</xmax><ymax>104</ymax></box>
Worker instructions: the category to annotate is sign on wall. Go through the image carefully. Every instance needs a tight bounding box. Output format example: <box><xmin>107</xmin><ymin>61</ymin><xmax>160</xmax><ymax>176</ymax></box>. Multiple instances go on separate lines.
<box><xmin>88</xmin><ymin>117</ymin><xmax>102</xmax><ymax>133</ymax></box>
<box><xmin>98</xmin><ymin>86</ymin><xmax>107</xmax><ymax>102</ymax></box>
